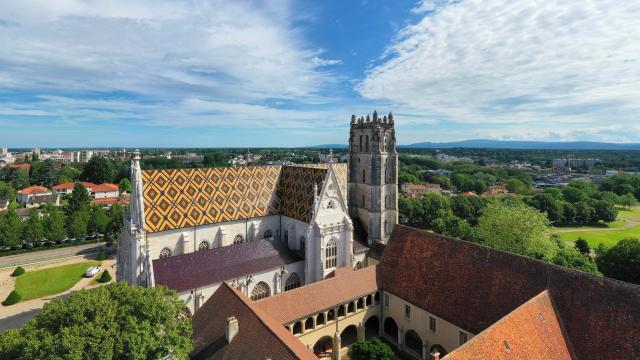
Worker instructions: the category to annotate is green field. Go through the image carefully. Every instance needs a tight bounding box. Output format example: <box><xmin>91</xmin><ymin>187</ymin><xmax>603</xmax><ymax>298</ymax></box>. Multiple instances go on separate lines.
<box><xmin>555</xmin><ymin>207</ymin><xmax>640</xmax><ymax>248</ymax></box>
<box><xmin>14</xmin><ymin>260</ymin><xmax>101</xmax><ymax>301</ymax></box>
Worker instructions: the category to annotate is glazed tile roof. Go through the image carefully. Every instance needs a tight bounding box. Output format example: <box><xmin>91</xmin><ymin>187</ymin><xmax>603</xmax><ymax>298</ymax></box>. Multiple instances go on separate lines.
<box><xmin>255</xmin><ymin>265</ymin><xmax>379</xmax><ymax>324</ymax></box>
<box><xmin>445</xmin><ymin>290</ymin><xmax>573</xmax><ymax>360</ymax></box>
<box><xmin>380</xmin><ymin>225</ymin><xmax>640</xmax><ymax>360</ymax></box>
<box><xmin>191</xmin><ymin>282</ymin><xmax>317</xmax><ymax>360</ymax></box>
<box><xmin>153</xmin><ymin>238</ymin><xmax>302</xmax><ymax>293</ymax></box>
<box><xmin>141</xmin><ymin>163</ymin><xmax>347</xmax><ymax>233</ymax></box>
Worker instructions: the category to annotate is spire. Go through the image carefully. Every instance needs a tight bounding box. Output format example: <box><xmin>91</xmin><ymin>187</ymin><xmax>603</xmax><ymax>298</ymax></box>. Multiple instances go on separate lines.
<box><xmin>372</xmin><ymin>110</ymin><xmax>378</xmax><ymax>123</ymax></box>
<box><xmin>366</xmin><ymin>114</ymin><xmax>371</xmax><ymax>123</ymax></box>
<box><xmin>312</xmin><ymin>182</ymin><xmax>319</xmax><ymax>216</ymax></box>
<box><xmin>388</xmin><ymin>112</ymin><xmax>394</xmax><ymax>124</ymax></box>
<box><xmin>351</xmin><ymin>114</ymin><xmax>356</xmax><ymax>124</ymax></box>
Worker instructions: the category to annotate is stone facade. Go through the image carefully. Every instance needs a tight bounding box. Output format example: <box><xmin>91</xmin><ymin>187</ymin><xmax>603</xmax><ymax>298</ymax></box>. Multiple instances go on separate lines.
<box><xmin>348</xmin><ymin>111</ymin><xmax>398</xmax><ymax>245</ymax></box>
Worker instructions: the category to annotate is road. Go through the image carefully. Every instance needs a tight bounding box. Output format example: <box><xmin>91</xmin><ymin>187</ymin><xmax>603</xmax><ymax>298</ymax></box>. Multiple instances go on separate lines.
<box><xmin>0</xmin><ymin>242</ymin><xmax>106</xmax><ymax>269</ymax></box>
<box><xmin>0</xmin><ymin>308</ymin><xmax>41</xmax><ymax>332</ymax></box>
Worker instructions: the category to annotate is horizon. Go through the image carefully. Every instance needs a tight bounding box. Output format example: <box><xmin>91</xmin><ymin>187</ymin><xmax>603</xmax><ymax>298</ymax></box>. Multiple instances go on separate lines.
<box><xmin>1</xmin><ymin>0</ymin><xmax>639</xmax><ymax>147</ymax></box>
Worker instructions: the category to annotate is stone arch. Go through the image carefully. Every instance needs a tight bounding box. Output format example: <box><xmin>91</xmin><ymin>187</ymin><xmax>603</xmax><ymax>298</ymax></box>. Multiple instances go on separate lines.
<box><xmin>356</xmin><ymin>297</ymin><xmax>364</xmax><ymax>309</ymax></box>
<box><xmin>197</xmin><ymin>241</ymin><xmax>209</xmax><ymax>252</ymax></box>
<box><xmin>159</xmin><ymin>247</ymin><xmax>171</xmax><ymax>259</ymax></box>
<box><xmin>337</xmin><ymin>304</ymin><xmax>346</xmax><ymax>317</ymax></box>
<box><xmin>366</xmin><ymin>294</ymin><xmax>373</xmax><ymax>306</ymax></box>
<box><xmin>250</xmin><ymin>281</ymin><xmax>271</xmax><ymax>301</ymax></box>
<box><xmin>347</xmin><ymin>301</ymin><xmax>355</xmax><ymax>313</ymax></box>
<box><xmin>405</xmin><ymin>329</ymin><xmax>423</xmax><ymax>355</ymax></box>
<box><xmin>430</xmin><ymin>344</ymin><xmax>448</xmax><ymax>357</ymax></box>
<box><xmin>316</xmin><ymin>312</ymin><xmax>326</xmax><ymax>326</ymax></box>
<box><xmin>292</xmin><ymin>321</ymin><xmax>303</xmax><ymax>335</ymax></box>
<box><xmin>340</xmin><ymin>325</ymin><xmax>358</xmax><ymax>348</ymax></box>
<box><xmin>285</xmin><ymin>272</ymin><xmax>302</xmax><ymax>291</ymax></box>
<box><xmin>327</xmin><ymin>309</ymin><xmax>335</xmax><ymax>321</ymax></box>
<box><xmin>365</xmin><ymin>315</ymin><xmax>379</xmax><ymax>339</ymax></box>
<box><xmin>313</xmin><ymin>336</ymin><xmax>333</xmax><ymax>357</ymax></box>
<box><xmin>384</xmin><ymin>317</ymin><xmax>399</xmax><ymax>342</ymax></box>
<box><xmin>305</xmin><ymin>317</ymin><xmax>314</xmax><ymax>331</ymax></box>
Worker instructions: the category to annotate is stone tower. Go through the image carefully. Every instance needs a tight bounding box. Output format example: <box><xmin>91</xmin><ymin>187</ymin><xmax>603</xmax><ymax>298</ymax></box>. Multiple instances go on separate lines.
<box><xmin>348</xmin><ymin>111</ymin><xmax>398</xmax><ymax>245</ymax></box>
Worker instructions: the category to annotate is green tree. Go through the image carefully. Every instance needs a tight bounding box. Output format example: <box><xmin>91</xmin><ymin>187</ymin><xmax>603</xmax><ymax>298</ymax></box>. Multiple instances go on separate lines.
<box><xmin>23</xmin><ymin>209</ymin><xmax>45</xmax><ymax>243</ymax></box>
<box><xmin>432</xmin><ymin>215</ymin><xmax>475</xmax><ymax>241</ymax></box>
<box><xmin>88</xmin><ymin>206</ymin><xmax>110</xmax><ymax>236</ymax></box>
<box><xmin>57</xmin><ymin>166</ymin><xmax>82</xmax><ymax>183</ymax></box>
<box><xmin>81</xmin><ymin>156</ymin><xmax>113</xmax><ymax>183</ymax></box>
<box><xmin>620</xmin><ymin>193</ymin><xmax>638</xmax><ymax>209</ymax></box>
<box><xmin>44</xmin><ymin>208</ymin><xmax>66</xmax><ymax>242</ymax></box>
<box><xmin>476</xmin><ymin>202</ymin><xmax>556</xmax><ymax>258</ymax></box>
<box><xmin>68</xmin><ymin>207</ymin><xmax>89</xmax><ymax>239</ymax></box>
<box><xmin>0</xmin><ymin>209</ymin><xmax>24</xmax><ymax>248</ymax></box>
<box><xmin>596</xmin><ymin>238</ymin><xmax>640</xmax><ymax>285</ymax></box>
<box><xmin>32</xmin><ymin>159</ymin><xmax>57</xmax><ymax>187</ymax></box>
<box><xmin>203</xmin><ymin>151</ymin><xmax>228</xmax><ymax>167</ymax></box>
<box><xmin>574</xmin><ymin>238</ymin><xmax>590</xmax><ymax>255</ymax></box>
<box><xmin>527</xmin><ymin>193</ymin><xmax>564</xmax><ymax>224</ymax></box>
<box><xmin>118</xmin><ymin>178</ymin><xmax>131</xmax><ymax>193</ymax></box>
<box><xmin>10</xmin><ymin>169</ymin><xmax>29</xmax><ymax>190</ymax></box>
<box><xmin>593</xmin><ymin>199</ymin><xmax>617</xmax><ymax>223</ymax></box>
<box><xmin>67</xmin><ymin>182</ymin><xmax>91</xmax><ymax>216</ymax></box>
<box><xmin>552</xmin><ymin>243</ymin><xmax>600</xmax><ymax>275</ymax></box>
<box><xmin>0</xmin><ymin>282</ymin><xmax>193</xmax><ymax>359</ymax></box>
<box><xmin>506</xmin><ymin>178</ymin><xmax>529</xmax><ymax>195</ymax></box>
<box><xmin>0</xmin><ymin>182</ymin><xmax>16</xmax><ymax>202</ymax></box>
<box><xmin>421</xmin><ymin>192</ymin><xmax>452</xmax><ymax>227</ymax></box>
<box><xmin>573</xmin><ymin>202</ymin><xmax>595</xmax><ymax>225</ymax></box>
<box><xmin>561</xmin><ymin>186</ymin><xmax>587</xmax><ymax>203</ymax></box>
<box><xmin>349</xmin><ymin>339</ymin><xmax>394</xmax><ymax>360</ymax></box>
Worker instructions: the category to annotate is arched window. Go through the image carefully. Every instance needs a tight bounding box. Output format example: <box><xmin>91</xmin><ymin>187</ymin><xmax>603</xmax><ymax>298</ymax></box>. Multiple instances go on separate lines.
<box><xmin>365</xmin><ymin>135</ymin><xmax>369</xmax><ymax>152</ymax></box>
<box><xmin>300</xmin><ymin>236</ymin><xmax>305</xmax><ymax>254</ymax></box>
<box><xmin>197</xmin><ymin>241</ymin><xmax>209</xmax><ymax>252</ymax></box>
<box><xmin>159</xmin><ymin>247</ymin><xmax>171</xmax><ymax>259</ymax></box>
<box><xmin>285</xmin><ymin>272</ymin><xmax>302</xmax><ymax>291</ymax></box>
<box><xmin>234</xmin><ymin>235</ymin><xmax>243</xmax><ymax>244</ymax></box>
<box><xmin>362</xmin><ymin>194</ymin><xmax>365</xmax><ymax>207</ymax></box>
<box><xmin>325</xmin><ymin>238</ymin><xmax>337</xmax><ymax>269</ymax></box>
<box><xmin>264</xmin><ymin>229</ymin><xmax>272</xmax><ymax>239</ymax></box>
<box><xmin>359</xmin><ymin>136</ymin><xmax>363</xmax><ymax>152</ymax></box>
<box><xmin>362</xmin><ymin>169</ymin><xmax>366</xmax><ymax>182</ymax></box>
<box><xmin>250</xmin><ymin>282</ymin><xmax>271</xmax><ymax>301</ymax></box>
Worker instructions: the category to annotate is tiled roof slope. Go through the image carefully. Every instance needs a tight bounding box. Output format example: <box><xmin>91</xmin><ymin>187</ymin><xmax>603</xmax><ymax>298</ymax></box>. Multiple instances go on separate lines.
<box><xmin>153</xmin><ymin>238</ymin><xmax>302</xmax><ymax>292</ymax></box>
<box><xmin>256</xmin><ymin>266</ymin><xmax>378</xmax><ymax>323</ymax></box>
<box><xmin>445</xmin><ymin>290</ymin><xmax>573</xmax><ymax>360</ymax></box>
<box><xmin>141</xmin><ymin>163</ymin><xmax>347</xmax><ymax>233</ymax></box>
<box><xmin>191</xmin><ymin>283</ymin><xmax>317</xmax><ymax>360</ymax></box>
<box><xmin>380</xmin><ymin>225</ymin><xmax>640</xmax><ymax>360</ymax></box>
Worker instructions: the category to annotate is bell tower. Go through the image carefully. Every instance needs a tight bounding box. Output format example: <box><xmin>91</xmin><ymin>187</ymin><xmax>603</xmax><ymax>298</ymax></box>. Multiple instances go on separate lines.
<box><xmin>348</xmin><ymin>111</ymin><xmax>398</xmax><ymax>245</ymax></box>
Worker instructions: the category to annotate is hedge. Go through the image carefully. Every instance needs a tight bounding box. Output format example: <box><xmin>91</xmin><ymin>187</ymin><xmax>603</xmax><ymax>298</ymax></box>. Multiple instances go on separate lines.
<box><xmin>2</xmin><ymin>290</ymin><xmax>22</xmax><ymax>306</ymax></box>
<box><xmin>97</xmin><ymin>270</ymin><xmax>112</xmax><ymax>283</ymax></box>
<box><xmin>10</xmin><ymin>266</ymin><xmax>25</xmax><ymax>277</ymax></box>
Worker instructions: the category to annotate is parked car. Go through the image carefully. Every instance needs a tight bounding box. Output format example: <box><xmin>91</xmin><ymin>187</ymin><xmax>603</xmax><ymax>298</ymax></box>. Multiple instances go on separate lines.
<box><xmin>85</xmin><ymin>266</ymin><xmax>101</xmax><ymax>277</ymax></box>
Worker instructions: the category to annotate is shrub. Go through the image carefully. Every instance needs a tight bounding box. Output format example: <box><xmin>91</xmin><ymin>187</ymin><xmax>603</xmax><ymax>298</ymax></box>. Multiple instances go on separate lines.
<box><xmin>10</xmin><ymin>266</ymin><xmax>25</xmax><ymax>277</ymax></box>
<box><xmin>2</xmin><ymin>291</ymin><xmax>22</xmax><ymax>306</ymax></box>
<box><xmin>96</xmin><ymin>251</ymin><xmax>108</xmax><ymax>261</ymax></box>
<box><xmin>97</xmin><ymin>270</ymin><xmax>112</xmax><ymax>283</ymax></box>
<box><xmin>350</xmin><ymin>339</ymin><xmax>395</xmax><ymax>360</ymax></box>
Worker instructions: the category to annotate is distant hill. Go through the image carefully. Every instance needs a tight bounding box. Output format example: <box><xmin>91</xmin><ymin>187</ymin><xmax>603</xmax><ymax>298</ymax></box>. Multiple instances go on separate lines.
<box><xmin>311</xmin><ymin>144</ymin><xmax>349</xmax><ymax>149</ymax></box>
<box><xmin>403</xmin><ymin>140</ymin><xmax>640</xmax><ymax>150</ymax></box>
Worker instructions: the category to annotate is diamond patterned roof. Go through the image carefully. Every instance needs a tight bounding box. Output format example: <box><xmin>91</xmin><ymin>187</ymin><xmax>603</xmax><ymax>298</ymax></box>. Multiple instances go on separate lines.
<box><xmin>142</xmin><ymin>163</ymin><xmax>347</xmax><ymax>233</ymax></box>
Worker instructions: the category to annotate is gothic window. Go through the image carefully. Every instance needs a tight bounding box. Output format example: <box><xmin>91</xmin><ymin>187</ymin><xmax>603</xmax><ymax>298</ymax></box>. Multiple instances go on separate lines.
<box><xmin>325</xmin><ymin>238</ymin><xmax>337</xmax><ymax>269</ymax></box>
<box><xmin>365</xmin><ymin>135</ymin><xmax>369</xmax><ymax>152</ymax></box>
<box><xmin>362</xmin><ymin>169</ymin><xmax>366</xmax><ymax>183</ymax></box>
<box><xmin>359</xmin><ymin>136</ymin><xmax>363</xmax><ymax>152</ymax></box>
<box><xmin>300</xmin><ymin>236</ymin><xmax>305</xmax><ymax>254</ymax></box>
<box><xmin>159</xmin><ymin>247</ymin><xmax>171</xmax><ymax>259</ymax></box>
<box><xmin>197</xmin><ymin>241</ymin><xmax>209</xmax><ymax>251</ymax></box>
<box><xmin>234</xmin><ymin>235</ymin><xmax>243</xmax><ymax>244</ymax></box>
<box><xmin>250</xmin><ymin>282</ymin><xmax>271</xmax><ymax>301</ymax></box>
<box><xmin>264</xmin><ymin>229</ymin><xmax>272</xmax><ymax>239</ymax></box>
<box><xmin>285</xmin><ymin>272</ymin><xmax>302</xmax><ymax>291</ymax></box>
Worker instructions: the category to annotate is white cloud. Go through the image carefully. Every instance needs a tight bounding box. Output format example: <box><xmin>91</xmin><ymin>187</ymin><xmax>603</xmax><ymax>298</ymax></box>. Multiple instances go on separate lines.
<box><xmin>360</xmin><ymin>0</ymin><xmax>640</xmax><ymax>141</ymax></box>
<box><xmin>0</xmin><ymin>0</ymin><xmax>337</xmax><ymax>103</ymax></box>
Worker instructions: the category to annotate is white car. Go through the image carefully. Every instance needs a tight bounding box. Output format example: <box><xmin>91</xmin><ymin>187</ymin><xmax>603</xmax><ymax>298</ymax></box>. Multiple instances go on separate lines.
<box><xmin>85</xmin><ymin>266</ymin><xmax>101</xmax><ymax>277</ymax></box>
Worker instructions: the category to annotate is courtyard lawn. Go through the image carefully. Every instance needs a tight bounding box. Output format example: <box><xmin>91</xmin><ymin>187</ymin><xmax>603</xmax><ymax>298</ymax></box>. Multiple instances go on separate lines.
<box><xmin>554</xmin><ymin>207</ymin><xmax>640</xmax><ymax>248</ymax></box>
<box><xmin>14</xmin><ymin>260</ymin><xmax>101</xmax><ymax>301</ymax></box>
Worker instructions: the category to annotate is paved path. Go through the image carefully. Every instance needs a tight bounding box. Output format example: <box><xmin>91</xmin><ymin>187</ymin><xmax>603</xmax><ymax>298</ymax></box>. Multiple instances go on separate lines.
<box><xmin>0</xmin><ymin>242</ymin><xmax>106</xmax><ymax>269</ymax></box>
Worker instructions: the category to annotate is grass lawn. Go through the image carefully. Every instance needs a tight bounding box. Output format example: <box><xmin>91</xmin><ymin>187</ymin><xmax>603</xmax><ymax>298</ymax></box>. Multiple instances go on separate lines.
<box><xmin>554</xmin><ymin>207</ymin><xmax>640</xmax><ymax>248</ymax></box>
<box><xmin>15</xmin><ymin>260</ymin><xmax>101</xmax><ymax>301</ymax></box>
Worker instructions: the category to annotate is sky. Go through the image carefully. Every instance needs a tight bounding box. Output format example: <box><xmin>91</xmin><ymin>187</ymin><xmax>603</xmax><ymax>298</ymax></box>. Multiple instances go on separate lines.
<box><xmin>0</xmin><ymin>0</ymin><xmax>639</xmax><ymax>147</ymax></box>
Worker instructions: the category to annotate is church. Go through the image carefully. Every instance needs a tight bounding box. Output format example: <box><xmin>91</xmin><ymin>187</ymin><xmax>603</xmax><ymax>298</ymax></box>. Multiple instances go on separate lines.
<box><xmin>117</xmin><ymin>113</ymin><xmax>639</xmax><ymax>360</ymax></box>
<box><xmin>117</xmin><ymin>111</ymin><xmax>398</xmax><ymax>314</ymax></box>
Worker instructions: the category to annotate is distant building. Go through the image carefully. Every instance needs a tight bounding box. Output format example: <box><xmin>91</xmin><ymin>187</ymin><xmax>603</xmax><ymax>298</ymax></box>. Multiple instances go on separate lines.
<box><xmin>401</xmin><ymin>183</ymin><xmax>441</xmax><ymax>198</ymax></box>
<box><xmin>17</xmin><ymin>185</ymin><xmax>60</xmax><ymax>208</ymax></box>
<box><xmin>484</xmin><ymin>184</ymin><xmax>509</xmax><ymax>196</ymax></box>
<box><xmin>91</xmin><ymin>183</ymin><xmax>119</xmax><ymax>199</ymax></box>
<box><xmin>52</xmin><ymin>181</ymin><xmax>96</xmax><ymax>195</ymax></box>
<box><xmin>172</xmin><ymin>153</ymin><xmax>204</xmax><ymax>164</ymax></box>
<box><xmin>435</xmin><ymin>153</ymin><xmax>473</xmax><ymax>163</ymax></box>
<box><xmin>552</xmin><ymin>158</ymin><xmax>600</xmax><ymax>172</ymax></box>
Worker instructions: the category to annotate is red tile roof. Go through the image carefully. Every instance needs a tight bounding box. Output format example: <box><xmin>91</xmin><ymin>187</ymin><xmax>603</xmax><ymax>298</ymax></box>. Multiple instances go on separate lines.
<box><xmin>90</xmin><ymin>196</ymin><xmax>129</xmax><ymax>206</ymax></box>
<box><xmin>52</xmin><ymin>181</ymin><xmax>95</xmax><ymax>190</ymax></box>
<box><xmin>91</xmin><ymin>183</ymin><xmax>119</xmax><ymax>192</ymax></box>
<box><xmin>17</xmin><ymin>185</ymin><xmax>49</xmax><ymax>195</ymax></box>
<box><xmin>256</xmin><ymin>266</ymin><xmax>379</xmax><ymax>323</ymax></box>
<box><xmin>153</xmin><ymin>238</ymin><xmax>302</xmax><ymax>293</ymax></box>
<box><xmin>446</xmin><ymin>290</ymin><xmax>573</xmax><ymax>360</ymax></box>
<box><xmin>10</xmin><ymin>164</ymin><xmax>30</xmax><ymax>171</ymax></box>
<box><xmin>380</xmin><ymin>225</ymin><xmax>640</xmax><ymax>360</ymax></box>
<box><xmin>191</xmin><ymin>282</ymin><xmax>317</xmax><ymax>360</ymax></box>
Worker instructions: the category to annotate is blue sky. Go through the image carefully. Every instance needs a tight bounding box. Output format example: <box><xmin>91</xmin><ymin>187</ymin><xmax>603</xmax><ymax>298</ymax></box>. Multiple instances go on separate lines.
<box><xmin>0</xmin><ymin>0</ymin><xmax>639</xmax><ymax>147</ymax></box>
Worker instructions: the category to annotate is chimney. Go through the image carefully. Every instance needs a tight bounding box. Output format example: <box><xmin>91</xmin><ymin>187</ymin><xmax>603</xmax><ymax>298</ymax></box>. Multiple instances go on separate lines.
<box><xmin>430</xmin><ymin>351</ymin><xmax>440</xmax><ymax>360</ymax></box>
<box><xmin>225</xmin><ymin>316</ymin><xmax>239</xmax><ymax>343</ymax></box>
